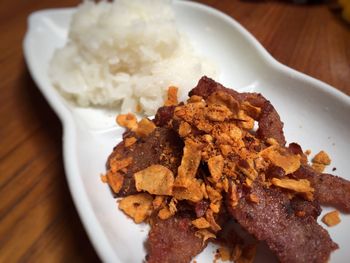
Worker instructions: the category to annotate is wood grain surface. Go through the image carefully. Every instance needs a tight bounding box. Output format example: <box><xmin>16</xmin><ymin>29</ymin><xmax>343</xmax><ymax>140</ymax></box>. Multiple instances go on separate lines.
<box><xmin>0</xmin><ymin>0</ymin><xmax>349</xmax><ymax>262</ymax></box>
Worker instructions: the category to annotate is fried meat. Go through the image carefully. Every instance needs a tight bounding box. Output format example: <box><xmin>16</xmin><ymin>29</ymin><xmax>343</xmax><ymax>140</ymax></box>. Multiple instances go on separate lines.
<box><xmin>146</xmin><ymin>215</ymin><xmax>205</xmax><ymax>263</ymax></box>
<box><xmin>227</xmin><ymin>182</ymin><xmax>337</xmax><ymax>263</ymax></box>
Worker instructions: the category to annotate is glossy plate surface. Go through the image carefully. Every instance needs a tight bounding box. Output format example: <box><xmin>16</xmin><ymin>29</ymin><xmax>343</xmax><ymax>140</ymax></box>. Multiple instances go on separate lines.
<box><xmin>23</xmin><ymin>1</ymin><xmax>350</xmax><ymax>262</ymax></box>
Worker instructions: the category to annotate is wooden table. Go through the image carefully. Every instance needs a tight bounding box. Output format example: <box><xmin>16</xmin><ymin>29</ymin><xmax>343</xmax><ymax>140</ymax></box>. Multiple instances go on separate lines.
<box><xmin>0</xmin><ymin>0</ymin><xmax>349</xmax><ymax>262</ymax></box>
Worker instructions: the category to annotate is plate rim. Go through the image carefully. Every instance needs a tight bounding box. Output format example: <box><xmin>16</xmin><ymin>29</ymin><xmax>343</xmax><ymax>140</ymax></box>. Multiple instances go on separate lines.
<box><xmin>23</xmin><ymin>1</ymin><xmax>350</xmax><ymax>262</ymax></box>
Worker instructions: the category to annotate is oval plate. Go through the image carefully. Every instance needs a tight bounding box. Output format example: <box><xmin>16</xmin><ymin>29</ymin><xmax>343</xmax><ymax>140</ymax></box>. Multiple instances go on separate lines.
<box><xmin>23</xmin><ymin>1</ymin><xmax>350</xmax><ymax>262</ymax></box>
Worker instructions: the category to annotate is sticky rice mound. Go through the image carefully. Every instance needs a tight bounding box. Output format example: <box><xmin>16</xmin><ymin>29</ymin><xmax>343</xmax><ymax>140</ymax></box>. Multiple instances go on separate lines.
<box><xmin>49</xmin><ymin>0</ymin><xmax>217</xmax><ymax>115</ymax></box>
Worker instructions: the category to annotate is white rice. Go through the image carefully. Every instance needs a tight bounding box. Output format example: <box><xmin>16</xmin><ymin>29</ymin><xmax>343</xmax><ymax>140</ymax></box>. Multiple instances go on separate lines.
<box><xmin>49</xmin><ymin>0</ymin><xmax>217</xmax><ymax>115</ymax></box>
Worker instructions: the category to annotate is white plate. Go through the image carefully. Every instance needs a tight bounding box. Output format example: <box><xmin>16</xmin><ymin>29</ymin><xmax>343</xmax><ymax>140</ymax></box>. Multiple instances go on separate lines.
<box><xmin>23</xmin><ymin>1</ymin><xmax>350</xmax><ymax>262</ymax></box>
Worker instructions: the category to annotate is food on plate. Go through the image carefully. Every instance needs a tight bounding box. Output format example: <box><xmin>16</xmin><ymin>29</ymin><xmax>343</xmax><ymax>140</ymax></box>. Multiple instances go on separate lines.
<box><xmin>322</xmin><ymin>210</ymin><xmax>341</xmax><ymax>227</ymax></box>
<box><xmin>103</xmin><ymin>76</ymin><xmax>350</xmax><ymax>262</ymax></box>
<box><xmin>49</xmin><ymin>0</ymin><xmax>216</xmax><ymax>115</ymax></box>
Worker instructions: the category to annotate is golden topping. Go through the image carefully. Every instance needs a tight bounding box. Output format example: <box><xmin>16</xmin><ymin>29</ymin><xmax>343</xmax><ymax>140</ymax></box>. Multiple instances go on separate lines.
<box><xmin>158</xmin><ymin>198</ymin><xmax>177</xmax><ymax>220</ymax></box>
<box><xmin>164</xmin><ymin>86</ymin><xmax>178</xmax><ymax>106</ymax></box>
<box><xmin>118</xmin><ymin>193</ymin><xmax>153</xmax><ymax>223</ymax></box>
<box><xmin>220</xmin><ymin>144</ymin><xmax>232</xmax><ymax>157</ymax></box>
<box><xmin>178</xmin><ymin>121</ymin><xmax>192</xmax><ymax>137</ymax></box>
<box><xmin>260</xmin><ymin>146</ymin><xmax>301</xmax><ymax>174</ymax></box>
<box><xmin>124</xmin><ymin>137</ymin><xmax>137</xmax><ymax>147</ymax></box>
<box><xmin>110</xmin><ymin>157</ymin><xmax>133</xmax><ymax>173</ymax></box>
<box><xmin>249</xmin><ymin>193</ymin><xmax>259</xmax><ymax>203</ymax></box>
<box><xmin>135</xmin><ymin>118</ymin><xmax>156</xmax><ymax>137</ymax></box>
<box><xmin>271</xmin><ymin>178</ymin><xmax>314</xmax><ymax>194</ymax></box>
<box><xmin>158</xmin><ymin>207</ymin><xmax>173</xmax><ymax>220</ymax></box>
<box><xmin>312</xmin><ymin>151</ymin><xmax>331</xmax><ymax>165</ymax></box>
<box><xmin>173</xmin><ymin>178</ymin><xmax>203</xmax><ymax>202</ymax></box>
<box><xmin>192</xmin><ymin>217</ymin><xmax>211</xmax><ymax>229</ymax></box>
<box><xmin>106</xmin><ymin>171</ymin><xmax>124</xmax><ymax>193</ymax></box>
<box><xmin>241</xmin><ymin>101</ymin><xmax>261</xmax><ymax>120</ymax></box>
<box><xmin>100</xmin><ymin>174</ymin><xmax>107</xmax><ymax>183</ymax></box>
<box><xmin>116</xmin><ymin>113</ymin><xmax>138</xmax><ymax>131</ymax></box>
<box><xmin>208</xmin><ymin>155</ymin><xmax>224</xmax><ymax>182</ymax></box>
<box><xmin>237</xmin><ymin>110</ymin><xmax>255</xmax><ymax>130</ymax></box>
<box><xmin>229</xmin><ymin>183</ymin><xmax>239</xmax><ymax>207</ymax></box>
<box><xmin>195</xmin><ymin>229</ymin><xmax>216</xmax><ymax>244</ymax></box>
<box><xmin>312</xmin><ymin>163</ymin><xmax>326</xmax><ymax>173</ymax></box>
<box><xmin>207</xmin><ymin>91</ymin><xmax>239</xmax><ymax>114</ymax></box>
<box><xmin>205</xmin><ymin>209</ymin><xmax>221</xmax><ymax>232</ymax></box>
<box><xmin>312</xmin><ymin>150</ymin><xmax>331</xmax><ymax>173</ymax></box>
<box><xmin>205</xmin><ymin>104</ymin><xmax>232</xmax><ymax>122</ymax></box>
<box><xmin>322</xmin><ymin>210</ymin><xmax>341</xmax><ymax>227</ymax></box>
<box><xmin>134</xmin><ymin>165</ymin><xmax>174</xmax><ymax>195</ymax></box>
<box><xmin>152</xmin><ymin>196</ymin><xmax>166</xmax><ymax>210</ymax></box>
<box><xmin>188</xmin><ymin>95</ymin><xmax>203</xmax><ymax>103</ymax></box>
<box><xmin>176</xmin><ymin>139</ymin><xmax>202</xmax><ymax>181</ymax></box>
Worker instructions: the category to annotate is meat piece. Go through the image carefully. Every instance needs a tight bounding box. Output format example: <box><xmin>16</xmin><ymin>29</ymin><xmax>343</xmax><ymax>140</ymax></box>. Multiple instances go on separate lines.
<box><xmin>292</xmin><ymin>165</ymin><xmax>350</xmax><ymax>212</ymax></box>
<box><xmin>290</xmin><ymin>196</ymin><xmax>321</xmax><ymax>219</ymax></box>
<box><xmin>154</xmin><ymin>105</ymin><xmax>176</xmax><ymax>127</ymax></box>
<box><xmin>189</xmin><ymin>76</ymin><xmax>240</xmax><ymax>102</ymax></box>
<box><xmin>146</xmin><ymin>215</ymin><xmax>204</xmax><ymax>263</ymax></box>
<box><xmin>227</xmin><ymin>182</ymin><xmax>337</xmax><ymax>263</ymax></box>
<box><xmin>189</xmin><ymin>76</ymin><xmax>286</xmax><ymax>145</ymax></box>
<box><xmin>256</xmin><ymin>101</ymin><xmax>286</xmax><ymax>145</ymax></box>
<box><xmin>107</xmin><ymin>127</ymin><xmax>183</xmax><ymax>196</ymax></box>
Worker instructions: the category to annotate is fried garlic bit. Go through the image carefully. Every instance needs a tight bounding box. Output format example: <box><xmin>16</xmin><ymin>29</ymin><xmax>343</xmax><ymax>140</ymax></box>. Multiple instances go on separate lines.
<box><xmin>158</xmin><ymin>197</ymin><xmax>177</xmax><ymax>220</ymax></box>
<box><xmin>260</xmin><ymin>146</ymin><xmax>301</xmax><ymax>174</ymax></box>
<box><xmin>207</xmin><ymin>91</ymin><xmax>240</xmax><ymax>114</ymax></box>
<box><xmin>118</xmin><ymin>193</ymin><xmax>153</xmax><ymax>223</ymax></box>
<box><xmin>134</xmin><ymin>165</ymin><xmax>174</xmax><ymax>195</ymax></box>
<box><xmin>271</xmin><ymin>178</ymin><xmax>314</xmax><ymax>194</ymax></box>
<box><xmin>106</xmin><ymin>171</ymin><xmax>124</xmax><ymax>193</ymax></box>
<box><xmin>195</xmin><ymin>229</ymin><xmax>216</xmax><ymax>245</ymax></box>
<box><xmin>124</xmin><ymin>137</ymin><xmax>137</xmax><ymax>147</ymax></box>
<box><xmin>116</xmin><ymin>113</ymin><xmax>138</xmax><ymax>131</ymax></box>
<box><xmin>208</xmin><ymin>155</ymin><xmax>224</xmax><ymax>182</ymax></box>
<box><xmin>135</xmin><ymin>118</ymin><xmax>156</xmax><ymax>137</ymax></box>
<box><xmin>172</xmin><ymin>139</ymin><xmax>204</xmax><ymax>202</ymax></box>
<box><xmin>192</xmin><ymin>217</ymin><xmax>211</xmax><ymax>229</ymax></box>
<box><xmin>312</xmin><ymin>150</ymin><xmax>331</xmax><ymax>173</ymax></box>
<box><xmin>322</xmin><ymin>210</ymin><xmax>341</xmax><ymax>227</ymax></box>
<box><xmin>164</xmin><ymin>86</ymin><xmax>178</xmax><ymax>106</ymax></box>
<box><xmin>106</xmin><ymin>157</ymin><xmax>133</xmax><ymax>193</ymax></box>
